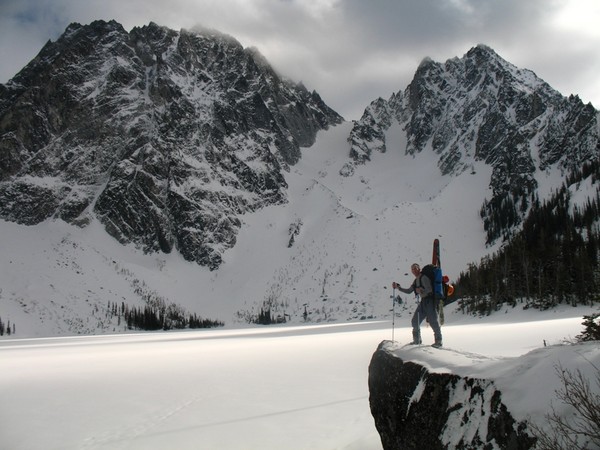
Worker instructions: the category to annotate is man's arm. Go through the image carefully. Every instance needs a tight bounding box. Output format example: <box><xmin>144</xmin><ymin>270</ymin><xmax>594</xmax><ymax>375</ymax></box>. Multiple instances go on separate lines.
<box><xmin>395</xmin><ymin>280</ymin><xmax>415</xmax><ymax>294</ymax></box>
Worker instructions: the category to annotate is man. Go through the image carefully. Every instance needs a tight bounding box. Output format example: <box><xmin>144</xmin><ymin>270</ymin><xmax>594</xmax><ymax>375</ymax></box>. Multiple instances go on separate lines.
<box><xmin>392</xmin><ymin>263</ymin><xmax>443</xmax><ymax>348</ymax></box>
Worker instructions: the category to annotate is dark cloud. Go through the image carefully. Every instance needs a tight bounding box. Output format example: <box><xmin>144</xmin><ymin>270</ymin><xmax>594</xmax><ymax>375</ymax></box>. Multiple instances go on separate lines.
<box><xmin>0</xmin><ymin>0</ymin><xmax>598</xmax><ymax>118</ymax></box>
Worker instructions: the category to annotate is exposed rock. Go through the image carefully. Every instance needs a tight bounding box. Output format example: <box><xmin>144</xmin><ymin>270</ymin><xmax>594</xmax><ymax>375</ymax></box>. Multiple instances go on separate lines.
<box><xmin>368</xmin><ymin>341</ymin><xmax>536</xmax><ymax>450</ymax></box>
<box><xmin>0</xmin><ymin>20</ymin><xmax>342</xmax><ymax>268</ymax></box>
<box><xmin>349</xmin><ymin>44</ymin><xmax>600</xmax><ymax>243</ymax></box>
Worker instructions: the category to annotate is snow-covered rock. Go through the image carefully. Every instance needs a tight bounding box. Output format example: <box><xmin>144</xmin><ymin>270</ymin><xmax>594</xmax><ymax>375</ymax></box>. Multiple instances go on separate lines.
<box><xmin>369</xmin><ymin>336</ymin><xmax>600</xmax><ymax>450</ymax></box>
<box><xmin>369</xmin><ymin>340</ymin><xmax>536</xmax><ymax>449</ymax></box>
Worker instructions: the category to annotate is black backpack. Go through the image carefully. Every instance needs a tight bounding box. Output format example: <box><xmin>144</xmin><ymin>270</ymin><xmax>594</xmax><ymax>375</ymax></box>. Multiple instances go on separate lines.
<box><xmin>420</xmin><ymin>264</ymin><xmax>444</xmax><ymax>299</ymax></box>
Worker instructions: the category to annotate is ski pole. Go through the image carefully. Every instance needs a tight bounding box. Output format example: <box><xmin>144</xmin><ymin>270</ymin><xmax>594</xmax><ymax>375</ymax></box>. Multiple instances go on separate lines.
<box><xmin>391</xmin><ymin>286</ymin><xmax>396</xmax><ymax>342</ymax></box>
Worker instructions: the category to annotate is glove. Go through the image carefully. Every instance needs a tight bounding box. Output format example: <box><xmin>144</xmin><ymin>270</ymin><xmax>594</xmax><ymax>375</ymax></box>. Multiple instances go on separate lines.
<box><xmin>392</xmin><ymin>281</ymin><xmax>400</xmax><ymax>290</ymax></box>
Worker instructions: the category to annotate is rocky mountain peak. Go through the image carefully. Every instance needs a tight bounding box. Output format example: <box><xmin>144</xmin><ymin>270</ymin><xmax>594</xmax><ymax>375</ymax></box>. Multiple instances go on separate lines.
<box><xmin>348</xmin><ymin>44</ymin><xmax>599</xmax><ymax>243</ymax></box>
<box><xmin>0</xmin><ymin>20</ymin><xmax>342</xmax><ymax>268</ymax></box>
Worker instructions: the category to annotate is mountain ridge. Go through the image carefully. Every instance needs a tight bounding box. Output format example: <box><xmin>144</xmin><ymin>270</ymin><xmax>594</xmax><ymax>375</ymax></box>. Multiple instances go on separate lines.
<box><xmin>348</xmin><ymin>43</ymin><xmax>599</xmax><ymax>243</ymax></box>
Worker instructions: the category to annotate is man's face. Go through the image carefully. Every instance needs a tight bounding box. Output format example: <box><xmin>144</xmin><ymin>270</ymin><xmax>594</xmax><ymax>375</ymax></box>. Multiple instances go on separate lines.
<box><xmin>411</xmin><ymin>265</ymin><xmax>420</xmax><ymax>277</ymax></box>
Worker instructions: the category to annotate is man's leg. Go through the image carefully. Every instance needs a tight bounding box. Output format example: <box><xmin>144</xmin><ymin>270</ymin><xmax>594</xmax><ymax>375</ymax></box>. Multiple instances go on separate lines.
<box><xmin>425</xmin><ymin>298</ymin><xmax>443</xmax><ymax>346</ymax></box>
<box><xmin>410</xmin><ymin>303</ymin><xmax>423</xmax><ymax>344</ymax></box>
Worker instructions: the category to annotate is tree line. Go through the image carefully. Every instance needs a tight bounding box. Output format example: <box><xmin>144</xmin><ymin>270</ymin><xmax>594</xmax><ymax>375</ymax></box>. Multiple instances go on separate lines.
<box><xmin>106</xmin><ymin>301</ymin><xmax>223</xmax><ymax>331</ymax></box>
<box><xmin>457</xmin><ymin>160</ymin><xmax>600</xmax><ymax>315</ymax></box>
<box><xmin>0</xmin><ymin>317</ymin><xmax>16</xmax><ymax>336</ymax></box>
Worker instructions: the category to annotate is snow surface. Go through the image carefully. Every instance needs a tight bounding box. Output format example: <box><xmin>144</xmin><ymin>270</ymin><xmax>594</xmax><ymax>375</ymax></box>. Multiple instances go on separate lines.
<box><xmin>1</xmin><ymin>305</ymin><xmax>598</xmax><ymax>450</ymax></box>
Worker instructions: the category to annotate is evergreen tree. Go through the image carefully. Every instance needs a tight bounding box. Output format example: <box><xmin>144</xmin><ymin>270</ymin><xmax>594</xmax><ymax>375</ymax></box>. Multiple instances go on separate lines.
<box><xmin>577</xmin><ymin>314</ymin><xmax>600</xmax><ymax>341</ymax></box>
<box><xmin>458</xmin><ymin>161</ymin><xmax>600</xmax><ymax>314</ymax></box>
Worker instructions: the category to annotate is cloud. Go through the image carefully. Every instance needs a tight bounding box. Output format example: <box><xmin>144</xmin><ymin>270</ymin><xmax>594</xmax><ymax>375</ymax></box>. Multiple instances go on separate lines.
<box><xmin>0</xmin><ymin>0</ymin><xmax>599</xmax><ymax>119</ymax></box>
<box><xmin>0</xmin><ymin>1</ymin><xmax>67</xmax><ymax>80</ymax></box>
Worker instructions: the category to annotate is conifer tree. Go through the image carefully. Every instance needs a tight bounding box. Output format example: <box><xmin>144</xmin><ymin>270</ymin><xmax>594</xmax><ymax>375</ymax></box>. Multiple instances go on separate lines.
<box><xmin>577</xmin><ymin>314</ymin><xmax>600</xmax><ymax>341</ymax></box>
<box><xmin>458</xmin><ymin>160</ymin><xmax>600</xmax><ymax>313</ymax></box>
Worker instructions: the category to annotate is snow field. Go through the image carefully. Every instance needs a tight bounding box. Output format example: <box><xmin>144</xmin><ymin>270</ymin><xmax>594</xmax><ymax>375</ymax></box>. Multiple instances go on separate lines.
<box><xmin>1</xmin><ymin>307</ymin><xmax>599</xmax><ymax>450</ymax></box>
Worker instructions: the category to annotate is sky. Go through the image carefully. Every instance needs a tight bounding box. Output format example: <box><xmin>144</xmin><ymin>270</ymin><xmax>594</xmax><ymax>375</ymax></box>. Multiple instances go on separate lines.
<box><xmin>1</xmin><ymin>0</ymin><xmax>600</xmax><ymax>119</ymax></box>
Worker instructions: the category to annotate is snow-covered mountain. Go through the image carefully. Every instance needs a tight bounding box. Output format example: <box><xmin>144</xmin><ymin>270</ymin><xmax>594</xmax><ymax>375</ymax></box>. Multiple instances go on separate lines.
<box><xmin>0</xmin><ymin>20</ymin><xmax>342</xmax><ymax>269</ymax></box>
<box><xmin>1</xmin><ymin>25</ymin><xmax>599</xmax><ymax>337</ymax></box>
<box><xmin>348</xmin><ymin>44</ymin><xmax>600</xmax><ymax>243</ymax></box>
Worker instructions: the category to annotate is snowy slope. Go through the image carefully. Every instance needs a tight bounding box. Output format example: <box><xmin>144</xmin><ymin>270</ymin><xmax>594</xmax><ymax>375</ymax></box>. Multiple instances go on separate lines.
<box><xmin>1</xmin><ymin>114</ymin><xmax>598</xmax><ymax>448</ymax></box>
<box><xmin>2</xmin><ymin>116</ymin><xmax>599</xmax><ymax>337</ymax></box>
<box><xmin>1</xmin><ymin>119</ymin><xmax>498</xmax><ymax>337</ymax></box>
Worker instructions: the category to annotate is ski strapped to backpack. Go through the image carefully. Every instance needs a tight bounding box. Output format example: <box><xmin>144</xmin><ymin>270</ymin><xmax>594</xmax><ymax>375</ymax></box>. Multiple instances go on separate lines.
<box><xmin>425</xmin><ymin>239</ymin><xmax>454</xmax><ymax>325</ymax></box>
<box><xmin>424</xmin><ymin>238</ymin><xmax>445</xmax><ymax>300</ymax></box>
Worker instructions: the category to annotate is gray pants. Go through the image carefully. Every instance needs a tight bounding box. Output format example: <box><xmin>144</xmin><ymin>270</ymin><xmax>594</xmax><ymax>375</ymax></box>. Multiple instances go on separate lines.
<box><xmin>411</xmin><ymin>296</ymin><xmax>442</xmax><ymax>344</ymax></box>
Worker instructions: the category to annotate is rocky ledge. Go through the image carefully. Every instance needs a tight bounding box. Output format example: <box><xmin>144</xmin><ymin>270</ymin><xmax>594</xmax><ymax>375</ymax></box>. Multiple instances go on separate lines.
<box><xmin>368</xmin><ymin>341</ymin><xmax>536</xmax><ymax>450</ymax></box>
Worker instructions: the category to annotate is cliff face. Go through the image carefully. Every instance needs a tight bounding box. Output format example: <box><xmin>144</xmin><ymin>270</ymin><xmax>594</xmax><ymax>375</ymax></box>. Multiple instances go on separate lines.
<box><xmin>0</xmin><ymin>20</ymin><xmax>342</xmax><ymax>269</ymax></box>
<box><xmin>368</xmin><ymin>341</ymin><xmax>536</xmax><ymax>450</ymax></box>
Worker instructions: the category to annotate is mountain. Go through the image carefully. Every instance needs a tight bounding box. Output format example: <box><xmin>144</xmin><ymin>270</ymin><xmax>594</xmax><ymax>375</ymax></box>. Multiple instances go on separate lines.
<box><xmin>0</xmin><ymin>20</ymin><xmax>342</xmax><ymax>269</ymax></box>
<box><xmin>1</xmin><ymin>30</ymin><xmax>599</xmax><ymax>337</ymax></box>
<box><xmin>348</xmin><ymin>44</ymin><xmax>600</xmax><ymax>244</ymax></box>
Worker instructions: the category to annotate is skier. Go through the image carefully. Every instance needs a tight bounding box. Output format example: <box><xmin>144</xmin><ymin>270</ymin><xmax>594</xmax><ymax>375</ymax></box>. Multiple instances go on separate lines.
<box><xmin>393</xmin><ymin>263</ymin><xmax>443</xmax><ymax>348</ymax></box>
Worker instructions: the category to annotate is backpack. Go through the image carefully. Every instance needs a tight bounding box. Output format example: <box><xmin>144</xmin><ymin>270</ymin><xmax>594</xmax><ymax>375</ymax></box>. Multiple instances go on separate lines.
<box><xmin>420</xmin><ymin>264</ymin><xmax>444</xmax><ymax>300</ymax></box>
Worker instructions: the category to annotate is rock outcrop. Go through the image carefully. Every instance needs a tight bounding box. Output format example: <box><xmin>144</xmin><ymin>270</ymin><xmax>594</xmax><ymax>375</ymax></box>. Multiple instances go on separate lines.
<box><xmin>368</xmin><ymin>341</ymin><xmax>536</xmax><ymax>450</ymax></box>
